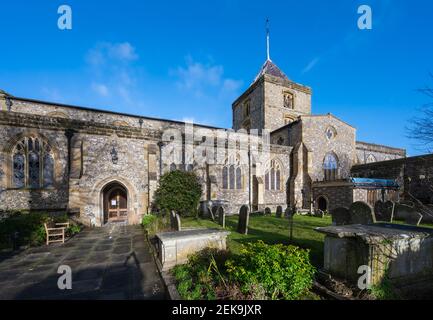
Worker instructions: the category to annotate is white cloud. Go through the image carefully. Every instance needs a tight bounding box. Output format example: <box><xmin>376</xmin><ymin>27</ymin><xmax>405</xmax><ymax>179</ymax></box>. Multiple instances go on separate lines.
<box><xmin>91</xmin><ymin>83</ymin><xmax>109</xmax><ymax>97</ymax></box>
<box><xmin>108</xmin><ymin>42</ymin><xmax>138</xmax><ymax>61</ymax></box>
<box><xmin>172</xmin><ymin>56</ymin><xmax>242</xmax><ymax>99</ymax></box>
<box><xmin>86</xmin><ymin>42</ymin><xmax>139</xmax><ymax>106</ymax></box>
<box><xmin>86</xmin><ymin>42</ymin><xmax>138</xmax><ymax>67</ymax></box>
<box><xmin>302</xmin><ymin>57</ymin><xmax>320</xmax><ymax>74</ymax></box>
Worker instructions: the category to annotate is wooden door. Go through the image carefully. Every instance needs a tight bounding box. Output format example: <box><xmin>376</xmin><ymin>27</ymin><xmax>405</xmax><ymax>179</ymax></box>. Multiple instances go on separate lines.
<box><xmin>107</xmin><ymin>188</ymin><xmax>128</xmax><ymax>222</ymax></box>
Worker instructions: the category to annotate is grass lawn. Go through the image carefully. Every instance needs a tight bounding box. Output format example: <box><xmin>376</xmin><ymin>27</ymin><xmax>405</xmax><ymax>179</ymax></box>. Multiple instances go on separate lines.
<box><xmin>182</xmin><ymin>214</ymin><xmax>332</xmax><ymax>267</ymax></box>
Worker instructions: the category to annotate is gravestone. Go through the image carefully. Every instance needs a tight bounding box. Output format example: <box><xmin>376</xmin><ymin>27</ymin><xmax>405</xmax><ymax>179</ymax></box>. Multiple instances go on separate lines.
<box><xmin>237</xmin><ymin>205</ymin><xmax>249</xmax><ymax>235</ymax></box>
<box><xmin>383</xmin><ymin>201</ymin><xmax>395</xmax><ymax>222</ymax></box>
<box><xmin>395</xmin><ymin>204</ymin><xmax>423</xmax><ymax>226</ymax></box>
<box><xmin>170</xmin><ymin>211</ymin><xmax>181</xmax><ymax>231</ymax></box>
<box><xmin>207</xmin><ymin>205</ymin><xmax>215</xmax><ymax>221</ymax></box>
<box><xmin>331</xmin><ymin>207</ymin><xmax>351</xmax><ymax>226</ymax></box>
<box><xmin>217</xmin><ymin>206</ymin><xmax>225</xmax><ymax>228</ymax></box>
<box><xmin>285</xmin><ymin>206</ymin><xmax>295</xmax><ymax>240</ymax></box>
<box><xmin>170</xmin><ymin>210</ymin><xmax>176</xmax><ymax>229</ymax></box>
<box><xmin>212</xmin><ymin>206</ymin><xmax>218</xmax><ymax>218</ymax></box>
<box><xmin>175</xmin><ymin>213</ymin><xmax>182</xmax><ymax>231</ymax></box>
<box><xmin>276</xmin><ymin>206</ymin><xmax>283</xmax><ymax>218</ymax></box>
<box><xmin>264</xmin><ymin>207</ymin><xmax>272</xmax><ymax>216</ymax></box>
<box><xmin>315</xmin><ymin>209</ymin><xmax>325</xmax><ymax>218</ymax></box>
<box><xmin>349</xmin><ymin>201</ymin><xmax>376</xmax><ymax>225</ymax></box>
<box><xmin>374</xmin><ymin>200</ymin><xmax>386</xmax><ymax>221</ymax></box>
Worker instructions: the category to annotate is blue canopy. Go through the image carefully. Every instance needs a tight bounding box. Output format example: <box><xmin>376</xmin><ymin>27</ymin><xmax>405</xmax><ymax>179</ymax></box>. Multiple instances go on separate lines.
<box><xmin>350</xmin><ymin>177</ymin><xmax>400</xmax><ymax>189</ymax></box>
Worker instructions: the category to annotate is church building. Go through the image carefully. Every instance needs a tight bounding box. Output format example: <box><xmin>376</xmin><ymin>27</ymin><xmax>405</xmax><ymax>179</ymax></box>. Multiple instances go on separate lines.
<box><xmin>0</xmin><ymin>44</ymin><xmax>406</xmax><ymax>226</ymax></box>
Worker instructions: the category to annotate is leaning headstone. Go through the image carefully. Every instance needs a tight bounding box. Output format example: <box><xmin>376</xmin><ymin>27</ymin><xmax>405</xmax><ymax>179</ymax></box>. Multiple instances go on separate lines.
<box><xmin>276</xmin><ymin>206</ymin><xmax>283</xmax><ymax>218</ymax></box>
<box><xmin>395</xmin><ymin>204</ymin><xmax>423</xmax><ymax>226</ymax></box>
<box><xmin>170</xmin><ymin>210</ymin><xmax>176</xmax><ymax>229</ymax></box>
<box><xmin>284</xmin><ymin>207</ymin><xmax>292</xmax><ymax>218</ymax></box>
<box><xmin>212</xmin><ymin>205</ymin><xmax>218</xmax><ymax>217</ymax></box>
<box><xmin>349</xmin><ymin>201</ymin><xmax>376</xmax><ymax>225</ymax></box>
<box><xmin>170</xmin><ymin>210</ymin><xmax>181</xmax><ymax>231</ymax></box>
<box><xmin>207</xmin><ymin>205</ymin><xmax>215</xmax><ymax>221</ymax></box>
<box><xmin>174</xmin><ymin>213</ymin><xmax>182</xmax><ymax>231</ymax></box>
<box><xmin>374</xmin><ymin>200</ymin><xmax>386</xmax><ymax>221</ymax></box>
<box><xmin>331</xmin><ymin>207</ymin><xmax>351</xmax><ymax>226</ymax></box>
<box><xmin>383</xmin><ymin>201</ymin><xmax>395</xmax><ymax>222</ymax></box>
<box><xmin>217</xmin><ymin>206</ymin><xmax>225</xmax><ymax>228</ymax></box>
<box><xmin>264</xmin><ymin>207</ymin><xmax>272</xmax><ymax>216</ymax></box>
<box><xmin>237</xmin><ymin>205</ymin><xmax>249</xmax><ymax>235</ymax></box>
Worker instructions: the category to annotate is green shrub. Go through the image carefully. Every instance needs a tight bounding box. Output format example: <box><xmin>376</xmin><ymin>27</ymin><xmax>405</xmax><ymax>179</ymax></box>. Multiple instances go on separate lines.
<box><xmin>153</xmin><ymin>170</ymin><xmax>202</xmax><ymax>217</ymax></box>
<box><xmin>225</xmin><ymin>241</ymin><xmax>315</xmax><ymax>300</ymax></box>
<box><xmin>172</xmin><ymin>242</ymin><xmax>315</xmax><ymax>300</ymax></box>
<box><xmin>141</xmin><ymin>214</ymin><xmax>157</xmax><ymax>229</ymax></box>
<box><xmin>141</xmin><ymin>213</ymin><xmax>171</xmax><ymax>236</ymax></box>
<box><xmin>172</xmin><ymin>248</ymin><xmax>227</xmax><ymax>300</ymax></box>
<box><xmin>66</xmin><ymin>224</ymin><xmax>82</xmax><ymax>237</ymax></box>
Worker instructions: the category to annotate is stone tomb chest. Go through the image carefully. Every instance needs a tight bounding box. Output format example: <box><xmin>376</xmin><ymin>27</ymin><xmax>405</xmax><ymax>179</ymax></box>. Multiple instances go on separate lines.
<box><xmin>155</xmin><ymin>228</ymin><xmax>230</xmax><ymax>270</ymax></box>
<box><xmin>315</xmin><ymin>223</ymin><xmax>433</xmax><ymax>287</ymax></box>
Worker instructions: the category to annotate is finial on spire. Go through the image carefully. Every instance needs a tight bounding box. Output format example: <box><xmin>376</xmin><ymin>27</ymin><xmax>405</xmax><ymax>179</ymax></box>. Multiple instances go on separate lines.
<box><xmin>266</xmin><ymin>18</ymin><xmax>271</xmax><ymax>61</ymax></box>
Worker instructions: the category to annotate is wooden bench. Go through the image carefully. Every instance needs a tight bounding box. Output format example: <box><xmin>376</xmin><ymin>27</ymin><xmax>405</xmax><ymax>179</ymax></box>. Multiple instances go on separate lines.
<box><xmin>44</xmin><ymin>222</ymin><xmax>70</xmax><ymax>245</ymax></box>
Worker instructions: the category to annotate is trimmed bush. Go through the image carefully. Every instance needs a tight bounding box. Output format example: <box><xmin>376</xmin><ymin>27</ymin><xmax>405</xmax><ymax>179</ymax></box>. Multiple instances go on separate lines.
<box><xmin>153</xmin><ymin>170</ymin><xmax>202</xmax><ymax>217</ymax></box>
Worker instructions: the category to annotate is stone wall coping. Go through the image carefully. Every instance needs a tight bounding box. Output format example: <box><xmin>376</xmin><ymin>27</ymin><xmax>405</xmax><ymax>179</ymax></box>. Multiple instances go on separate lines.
<box><xmin>312</xmin><ymin>180</ymin><xmax>353</xmax><ymax>188</ymax></box>
<box><xmin>156</xmin><ymin>228</ymin><xmax>230</xmax><ymax>242</ymax></box>
<box><xmin>315</xmin><ymin>223</ymin><xmax>433</xmax><ymax>242</ymax></box>
<box><xmin>10</xmin><ymin>96</ymin><xmax>223</xmax><ymax>131</ymax></box>
<box><xmin>356</xmin><ymin>140</ymin><xmax>406</xmax><ymax>154</ymax></box>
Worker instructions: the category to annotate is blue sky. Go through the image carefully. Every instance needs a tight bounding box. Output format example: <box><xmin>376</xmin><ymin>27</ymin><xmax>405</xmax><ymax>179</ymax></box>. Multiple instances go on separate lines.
<box><xmin>1</xmin><ymin>1</ymin><xmax>432</xmax><ymax>156</ymax></box>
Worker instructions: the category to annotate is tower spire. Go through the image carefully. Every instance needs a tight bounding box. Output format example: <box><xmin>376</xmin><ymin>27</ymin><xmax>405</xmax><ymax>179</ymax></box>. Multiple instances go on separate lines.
<box><xmin>266</xmin><ymin>18</ymin><xmax>271</xmax><ymax>61</ymax></box>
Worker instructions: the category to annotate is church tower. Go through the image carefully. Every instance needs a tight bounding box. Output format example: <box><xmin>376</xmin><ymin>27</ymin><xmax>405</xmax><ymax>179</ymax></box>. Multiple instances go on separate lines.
<box><xmin>232</xmin><ymin>21</ymin><xmax>312</xmax><ymax>133</ymax></box>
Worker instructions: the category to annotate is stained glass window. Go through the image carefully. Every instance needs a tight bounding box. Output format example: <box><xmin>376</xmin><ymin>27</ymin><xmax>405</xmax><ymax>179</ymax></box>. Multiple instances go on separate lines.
<box><xmin>265</xmin><ymin>160</ymin><xmax>281</xmax><ymax>191</ymax></box>
<box><xmin>222</xmin><ymin>157</ymin><xmax>242</xmax><ymax>190</ymax></box>
<box><xmin>236</xmin><ymin>167</ymin><xmax>242</xmax><ymax>190</ymax></box>
<box><xmin>13</xmin><ymin>153</ymin><xmax>25</xmax><ymax>188</ymax></box>
<box><xmin>43</xmin><ymin>153</ymin><xmax>54</xmax><ymax>187</ymax></box>
<box><xmin>11</xmin><ymin>137</ymin><xmax>54</xmax><ymax>189</ymax></box>
<box><xmin>323</xmin><ymin>153</ymin><xmax>338</xmax><ymax>181</ymax></box>
<box><xmin>222</xmin><ymin>166</ymin><xmax>228</xmax><ymax>189</ymax></box>
<box><xmin>28</xmin><ymin>152</ymin><xmax>40</xmax><ymax>188</ymax></box>
<box><xmin>229</xmin><ymin>165</ymin><xmax>235</xmax><ymax>190</ymax></box>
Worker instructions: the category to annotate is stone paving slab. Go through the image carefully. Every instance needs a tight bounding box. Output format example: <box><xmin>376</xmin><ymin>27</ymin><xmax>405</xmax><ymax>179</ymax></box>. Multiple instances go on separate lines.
<box><xmin>0</xmin><ymin>225</ymin><xmax>166</xmax><ymax>300</ymax></box>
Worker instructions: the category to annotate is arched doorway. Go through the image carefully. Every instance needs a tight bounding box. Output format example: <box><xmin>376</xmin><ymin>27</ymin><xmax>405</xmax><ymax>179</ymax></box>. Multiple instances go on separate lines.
<box><xmin>317</xmin><ymin>196</ymin><xmax>328</xmax><ymax>211</ymax></box>
<box><xmin>102</xmin><ymin>182</ymin><xmax>128</xmax><ymax>224</ymax></box>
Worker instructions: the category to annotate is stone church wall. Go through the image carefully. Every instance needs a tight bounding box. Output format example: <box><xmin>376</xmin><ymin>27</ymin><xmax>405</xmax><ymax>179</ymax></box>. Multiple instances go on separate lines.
<box><xmin>0</xmin><ymin>123</ymin><xmax>69</xmax><ymax>211</ymax></box>
<box><xmin>356</xmin><ymin>141</ymin><xmax>406</xmax><ymax>164</ymax></box>
<box><xmin>352</xmin><ymin>154</ymin><xmax>433</xmax><ymax>204</ymax></box>
<box><xmin>263</xmin><ymin>76</ymin><xmax>311</xmax><ymax>132</ymax></box>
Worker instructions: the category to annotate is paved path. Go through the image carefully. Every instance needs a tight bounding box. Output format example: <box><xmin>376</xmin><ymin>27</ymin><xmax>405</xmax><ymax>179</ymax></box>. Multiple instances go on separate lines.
<box><xmin>0</xmin><ymin>225</ymin><xmax>166</xmax><ymax>300</ymax></box>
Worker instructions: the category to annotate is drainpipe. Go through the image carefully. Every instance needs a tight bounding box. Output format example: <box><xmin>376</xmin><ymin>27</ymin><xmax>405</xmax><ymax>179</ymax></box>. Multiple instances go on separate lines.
<box><xmin>248</xmin><ymin>150</ymin><xmax>251</xmax><ymax>212</ymax></box>
<box><xmin>157</xmin><ymin>141</ymin><xmax>163</xmax><ymax>178</ymax></box>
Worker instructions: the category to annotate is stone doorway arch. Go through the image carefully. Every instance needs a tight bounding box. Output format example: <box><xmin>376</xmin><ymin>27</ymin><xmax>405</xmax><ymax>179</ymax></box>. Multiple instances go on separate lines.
<box><xmin>102</xmin><ymin>182</ymin><xmax>128</xmax><ymax>224</ymax></box>
<box><xmin>317</xmin><ymin>196</ymin><xmax>328</xmax><ymax>212</ymax></box>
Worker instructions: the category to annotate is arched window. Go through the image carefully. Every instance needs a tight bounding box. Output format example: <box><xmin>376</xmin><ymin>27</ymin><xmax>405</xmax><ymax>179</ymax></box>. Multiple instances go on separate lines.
<box><xmin>11</xmin><ymin>137</ymin><xmax>55</xmax><ymax>189</ymax></box>
<box><xmin>222</xmin><ymin>156</ymin><xmax>242</xmax><ymax>190</ymax></box>
<box><xmin>265</xmin><ymin>159</ymin><xmax>281</xmax><ymax>191</ymax></box>
<box><xmin>366</xmin><ymin>154</ymin><xmax>376</xmax><ymax>163</ymax></box>
<box><xmin>323</xmin><ymin>153</ymin><xmax>338</xmax><ymax>181</ymax></box>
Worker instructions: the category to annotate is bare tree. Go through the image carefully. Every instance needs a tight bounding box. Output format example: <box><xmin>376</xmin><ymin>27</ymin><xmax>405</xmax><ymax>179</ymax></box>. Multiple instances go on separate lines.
<box><xmin>406</xmin><ymin>74</ymin><xmax>433</xmax><ymax>152</ymax></box>
<box><xmin>405</xmin><ymin>75</ymin><xmax>433</xmax><ymax>221</ymax></box>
